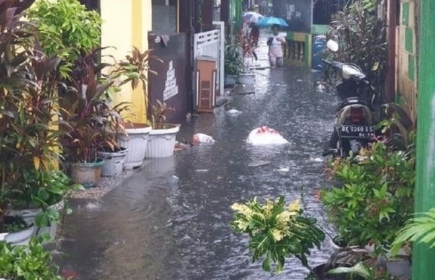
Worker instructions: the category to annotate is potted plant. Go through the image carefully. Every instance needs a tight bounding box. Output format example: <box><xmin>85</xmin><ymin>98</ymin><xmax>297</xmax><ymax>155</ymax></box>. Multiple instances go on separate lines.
<box><xmin>0</xmin><ymin>0</ymin><xmax>75</xmax><ymax>244</ymax></box>
<box><xmin>0</xmin><ymin>217</ymin><xmax>35</xmax><ymax>247</ymax></box>
<box><xmin>60</xmin><ymin>50</ymin><xmax>128</xmax><ymax>187</ymax></box>
<box><xmin>113</xmin><ymin>47</ymin><xmax>157</xmax><ymax>168</ymax></box>
<box><xmin>145</xmin><ymin>100</ymin><xmax>180</xmax><ymax>158</ymax></box>
<box><xmin>7</xmin><ymin>169</ymin><xmax>83</xmax><ymax>242</ymax></box>
<box><xmin>224</xmin><ymin>41</ymin><xmax>244</xmax><ymax>86</ymax></box>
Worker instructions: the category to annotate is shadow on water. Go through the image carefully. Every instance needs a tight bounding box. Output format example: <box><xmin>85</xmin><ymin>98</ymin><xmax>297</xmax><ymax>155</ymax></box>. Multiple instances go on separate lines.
<box><xmin>56</xmin><ymin>65</ymin><xmax>339</xmax><ymax>280</ymax></box>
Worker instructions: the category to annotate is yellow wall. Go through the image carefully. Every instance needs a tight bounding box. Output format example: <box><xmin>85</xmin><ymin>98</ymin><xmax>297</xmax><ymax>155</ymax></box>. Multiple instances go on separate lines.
<box><xmin>100</xmin><ymin>0</ymin><xmax>152</xmax><ymax>123</ymax></box>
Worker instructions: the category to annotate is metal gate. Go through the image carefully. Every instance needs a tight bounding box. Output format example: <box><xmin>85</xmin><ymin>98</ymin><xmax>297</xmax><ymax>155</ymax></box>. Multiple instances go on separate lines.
<box><xmin>193</xmin><ymin>22</ymin><xmax>224</xmax><ymax>99</ymax></box>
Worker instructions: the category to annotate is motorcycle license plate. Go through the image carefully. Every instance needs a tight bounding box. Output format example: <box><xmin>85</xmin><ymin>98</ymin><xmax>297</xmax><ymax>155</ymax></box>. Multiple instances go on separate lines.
<box><xmin>339</xmin><ymin>125</ymin><xmax>375</xmax><ymax>138</ymax></box>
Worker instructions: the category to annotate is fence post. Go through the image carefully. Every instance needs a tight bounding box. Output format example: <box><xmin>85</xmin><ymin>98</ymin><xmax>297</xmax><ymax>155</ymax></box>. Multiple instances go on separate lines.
<box><xmin>413</xmin><ymin>0</ymin><xmax>435</xmax><ymax>279</ymax></box>
<box><xmin>213</xmin><ymin>21</ymin><xmax>225</xmax><ymax>96</ymax></box>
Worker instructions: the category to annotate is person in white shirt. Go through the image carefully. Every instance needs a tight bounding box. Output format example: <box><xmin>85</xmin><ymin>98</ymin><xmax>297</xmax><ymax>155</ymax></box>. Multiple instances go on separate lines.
<box><xmin>267</xmin><ymin>24</ymin><xmax>286</xmax><ymax>68</ymax></box>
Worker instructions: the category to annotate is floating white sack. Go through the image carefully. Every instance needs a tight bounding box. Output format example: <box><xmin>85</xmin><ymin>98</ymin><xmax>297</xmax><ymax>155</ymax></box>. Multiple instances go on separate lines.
<box><xmin>192</xmin><ymin>133</ymin><xmax>215</xmax><ymax>144</ymax></box>
<box><xmin>246</xmin><ymin>126</ymin><xmax>289</xmax><ymax>145</ymax></box>
<box><xmin>226</xmin><ymin>109</ymin><xmax>242</xmax><ymax>115</ymax></box>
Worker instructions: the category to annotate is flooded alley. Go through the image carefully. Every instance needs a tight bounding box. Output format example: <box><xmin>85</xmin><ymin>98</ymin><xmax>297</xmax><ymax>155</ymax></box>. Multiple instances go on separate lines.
<box><xmin>56</xmin><ymin>39</ymin><xmax>339</xmax><ymax>280</ymax></box>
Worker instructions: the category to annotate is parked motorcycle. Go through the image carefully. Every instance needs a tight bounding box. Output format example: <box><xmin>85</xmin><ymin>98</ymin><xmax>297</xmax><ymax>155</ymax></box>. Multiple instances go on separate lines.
<box><xmin>322</xmin><ymin>40</ymin><xmax>378</xmax><ymax>157</ymax></box>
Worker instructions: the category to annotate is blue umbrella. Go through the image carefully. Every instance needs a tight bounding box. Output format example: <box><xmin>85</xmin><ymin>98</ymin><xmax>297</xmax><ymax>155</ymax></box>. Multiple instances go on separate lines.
<box><xmin>256</xmin><ymin>16</ymin><xmax>289</xmax><ymax>28</ymax></box>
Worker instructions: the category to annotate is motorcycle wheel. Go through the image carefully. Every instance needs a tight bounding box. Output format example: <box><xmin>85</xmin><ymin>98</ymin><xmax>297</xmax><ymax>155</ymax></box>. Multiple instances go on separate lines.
<box><xmin>328</xmin><ymin>130</ymin><xmax>346</xmax><ymax>158</ymax></box>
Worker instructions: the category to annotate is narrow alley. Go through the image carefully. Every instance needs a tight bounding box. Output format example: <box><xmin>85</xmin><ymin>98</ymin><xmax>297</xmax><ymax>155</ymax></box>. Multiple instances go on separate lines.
<box><xmin>56</xmin><ymin>37</ymin><xmax>338</xmax><ymax>280</ymax></box>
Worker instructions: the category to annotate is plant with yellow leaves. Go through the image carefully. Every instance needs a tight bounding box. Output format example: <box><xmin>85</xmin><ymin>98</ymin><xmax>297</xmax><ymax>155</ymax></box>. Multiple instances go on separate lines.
<box><xmin>230</xmin><ymin>196</ymin><xmax>325</xmax><ymax>275</ymax></box>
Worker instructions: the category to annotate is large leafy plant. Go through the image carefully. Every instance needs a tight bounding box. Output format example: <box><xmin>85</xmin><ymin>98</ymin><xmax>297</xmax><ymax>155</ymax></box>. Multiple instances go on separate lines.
<box><xmin>224</xmin><ymin>42</ymin><xmax>244</xmax><ymax>76</ymax></box>
<box><xmin>27</xmin><ymin>0</ymin><xmax>102</xmax><ymax>77</ymax></box>
<box><xmin>60</xmin><ymin>49</ymin><xmax>129</xmax><ymax>163</ymax></box>
<box><xmin>328</xmin><ymin>0</ymin><xmax>387</xmax><ymax>100</ymax></box>
<box><xmin>150</xmin><ymin>100</ymin><xmax>175</xmax><ymax>129</ymax></box>
<box><xmin>114</xmin><ymin>47</ymin><xmax>159</xmax><ymax>121</ymax></box>
<box><xmin>391</xmin><ymin>207</ymin><xmax>435</xmax><ymax>256</ymax></box>
<box><xmin>321</xmin><ymin>138</ymin><xmax>415</xmax><ymax>251</ymax></box>
<box><xmin>0</xmin><ymin>0</ymin><xmax>67</xmax><ymax>232</ymax></box>
<box><xmin>231</xmin><ymin>196</ymin><xmax>325</xmax><ymax>274</ymax></box>
<box><xmin>9</xmin><ymin>169</ymin><xmax>84</xmax><ymax>227</ymax></box>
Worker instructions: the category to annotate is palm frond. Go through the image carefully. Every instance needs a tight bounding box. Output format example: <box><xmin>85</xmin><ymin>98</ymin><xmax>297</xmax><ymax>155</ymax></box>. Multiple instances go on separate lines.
<box><xmin>391</xmin><ymin>207</ymin><xmax>435</xmax><ymax>255</ymax></box>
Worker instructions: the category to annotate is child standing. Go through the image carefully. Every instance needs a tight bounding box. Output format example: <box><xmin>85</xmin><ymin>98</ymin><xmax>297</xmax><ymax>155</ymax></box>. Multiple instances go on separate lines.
<box><xmin>267</xmin><ymin>24</ymin><xmax>286</xmax><ymax>68</ymax></box>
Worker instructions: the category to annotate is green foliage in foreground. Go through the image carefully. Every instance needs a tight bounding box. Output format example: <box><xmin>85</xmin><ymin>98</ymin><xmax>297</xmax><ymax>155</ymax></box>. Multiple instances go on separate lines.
<box><xmin>231</xmin><ymin>196</ymin><xmax>325</xmax><ymax>273</ymax></box>
<box><xmin>0</xmin><ymin>237</ymin><xmax>63</xmax><ymax>280</ymax></box>
<box><xmin>392</xmin><ymin>207</ymin><xmax>435</xmax><ymax>255</ymax></box>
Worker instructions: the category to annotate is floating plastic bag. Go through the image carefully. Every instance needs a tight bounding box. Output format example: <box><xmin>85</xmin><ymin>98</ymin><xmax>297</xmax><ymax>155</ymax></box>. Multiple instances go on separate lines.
<box><xmin>226</xmin><ymin>109</ymin><xmax>242</xmax><ymax>115</ymax></box>
<box><xmin>192</xmin><ymin>133</ymin><xmax>215</xmax><ymax>144</ymax></box>
<box><xmin>246</xmin><ymin>126</ymin><xmax>289</xmax><ymax>145</ymax></box>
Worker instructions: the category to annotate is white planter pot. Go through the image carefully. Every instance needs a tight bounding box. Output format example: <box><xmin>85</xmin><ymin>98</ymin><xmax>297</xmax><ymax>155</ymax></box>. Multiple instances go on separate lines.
<box><xmin>97</xmin><ymin>148</ymin><xmax>128</xmax><ymax>177</ymax></box>
<box><xmin>237</xmin><ymin>73</ymin><xmax>255</xmax><ymax>85</ymax></box>
<box><xmin>7</xmin><ymin>208</ymin><xmax>40</xmax><ymax>225</ymax></box>
<box><xmin>146</xmin><ymin>125</ymin><xmax>180</xmax><ymax>158</ymax></box>
<box><xmin>3</xmin><ymin>226</ymin><xmax>35</xmax><ymax>246</ymax></box>
<box><xmin>224</xmin><ymin>74</ymin><xmax>237</xmax><ymax>86</ymax></box>
<box><xmin>117</xmin><ymin>123</ymin><xmax>151</xmax><ymax>170</ymax></box>
<box><xmin>35</xmin><ymin>222</ymin><xmax>58</xmax><ymax>241</ymax></box>
<box><xmin>7</xmin><ymin>200</ymin><xmax>64</xmax><ymax>241</ymax></box>
<box><xmin>0</xmin><ymin>216</ymin><xmax>35</xmax><ymax>246</ymax></box>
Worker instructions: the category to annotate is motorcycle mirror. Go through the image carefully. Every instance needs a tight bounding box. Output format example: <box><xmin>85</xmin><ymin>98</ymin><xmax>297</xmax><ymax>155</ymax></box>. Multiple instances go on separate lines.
<box><xmin>326</xmin><ymin>40</ymin><xmax>339</xmax><ymax>52</ymax></box>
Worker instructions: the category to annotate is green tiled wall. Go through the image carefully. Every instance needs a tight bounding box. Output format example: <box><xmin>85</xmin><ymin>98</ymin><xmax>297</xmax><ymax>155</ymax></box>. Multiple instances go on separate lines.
<box><xmin>408</xmin><ymin>54</ymin><xmax>415</xmax><ymax>80</ymax></box>
<box><xmin>405</xmin><ymin>27</ymin><xmax>414</xmax><ymax>53</ymax></box>
<box><xmin>402</xmin><ymin>2</ymin><xmax>410</xmax><ymax>26</ymax></box>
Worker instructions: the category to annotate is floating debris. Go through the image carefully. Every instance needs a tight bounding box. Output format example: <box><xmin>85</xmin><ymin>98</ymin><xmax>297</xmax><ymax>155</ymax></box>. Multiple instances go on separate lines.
<box><xmin>226</xmin><ymin>109</ymin><xmax>242</xmax><ymax>116</ymax></box>
<box><xmin>310</xmin><ymin>156</ymin><xmax>324</xmax><ymax>162</ymax></box>
<box><xmin>316</xmin><ymin>83</ymin><xmax>327</xmax><ymax>93</ymax></box>
<box><xmin>276</xmin><ymin>167</ymin><xmax>290</xmax><ymax>172</ymax></box>
<box><xmin>247</xmin><ymin>126</ymin><xmax>289</xmax><ymax>145</ymax></box>
<box><xmin>192</xmin><ymin>133</ymin><xmax>215</xmax><ymax>144</ymax></box>
<box><xmin>248</xmin><ymin>160</ymin><xmax>271</xmax><ymax>167</ymax></box>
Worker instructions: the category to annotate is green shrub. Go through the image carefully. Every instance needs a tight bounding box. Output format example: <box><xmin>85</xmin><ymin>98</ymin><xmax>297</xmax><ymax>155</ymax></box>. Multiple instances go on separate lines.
<box><xmin>0</xmin><ymin>237</ymin><xmax>63</xmax><ymax>279</ymax></box>
<box><xmin>27</xmin><ymin>0</ymin><xmax>102</xmax><ymax>77</ymax></box>
<box><xmin>321</xmin><ymin>138</ymin><xmax>415</xmax><ymax>250</ymax></box>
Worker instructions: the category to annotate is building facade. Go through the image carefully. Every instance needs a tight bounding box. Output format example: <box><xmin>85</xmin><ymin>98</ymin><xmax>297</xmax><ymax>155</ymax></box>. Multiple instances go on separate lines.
<box><xmin>99</xmin><ymin>0</ymin><xmax>152</xmax><ymax>123</ymax></box>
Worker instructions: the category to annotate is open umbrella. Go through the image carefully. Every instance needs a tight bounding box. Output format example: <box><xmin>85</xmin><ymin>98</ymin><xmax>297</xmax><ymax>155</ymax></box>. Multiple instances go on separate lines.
<box><xmin>256</xmin><ymin>16</ymin><xmax>289</xmax><ymax>28</ymax></box>
<box><xmin>243</xmin><ymin>11</ymin><xmax>262</xmax><ymax>23</ymax></box>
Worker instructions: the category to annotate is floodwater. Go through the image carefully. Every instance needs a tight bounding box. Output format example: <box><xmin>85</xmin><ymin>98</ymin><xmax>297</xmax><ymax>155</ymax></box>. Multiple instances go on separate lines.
<box><xmin>56</xmin><ymin>38</ymin><xmax>339</xmax><ymax>280</ymax></box>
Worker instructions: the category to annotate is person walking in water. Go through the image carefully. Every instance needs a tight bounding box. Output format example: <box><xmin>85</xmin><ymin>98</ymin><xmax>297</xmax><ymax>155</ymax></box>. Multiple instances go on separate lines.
<box><xmin>267</xmin><ymin>24</ymin><xmax>286</xmax><ymax>68</ymax></box>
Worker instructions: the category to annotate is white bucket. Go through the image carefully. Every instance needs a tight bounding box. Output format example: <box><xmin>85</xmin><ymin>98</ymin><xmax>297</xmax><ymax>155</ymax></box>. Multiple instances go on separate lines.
<box><xmin>146</xmin><ymin>125</ymin><xmax>180</xmax><ymax>158</ymax></box>
<box><xmin>98</xmin><ymin>148</ymin><xmax>128</xmax><ymax>177</ymax></box>
<box><xmin>117</xmin><ymin>123</ymin><xmax>151</xmax><ymax>170</ymax></box>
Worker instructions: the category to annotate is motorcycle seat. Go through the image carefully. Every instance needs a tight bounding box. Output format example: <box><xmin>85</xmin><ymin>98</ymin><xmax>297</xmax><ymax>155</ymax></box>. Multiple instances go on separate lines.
<box><xmin>340</xmin><ymin>97</ymin><xmax>370</xmax><ymax>108</ymax></box>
